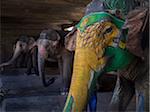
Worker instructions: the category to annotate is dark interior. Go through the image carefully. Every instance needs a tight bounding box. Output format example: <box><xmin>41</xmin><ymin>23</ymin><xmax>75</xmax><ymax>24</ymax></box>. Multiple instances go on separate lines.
<box><xmin>0</xmin><ymin>0</ymin><xmax>90</xmax><ymax>63</ymax></box>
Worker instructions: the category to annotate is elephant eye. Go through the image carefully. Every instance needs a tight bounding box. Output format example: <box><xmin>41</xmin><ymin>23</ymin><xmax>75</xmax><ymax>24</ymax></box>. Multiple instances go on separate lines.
<box><xmin>20</xmin><ymin>44</ymin><xmax>22</xmax><ymax>47</ymax></box>
<box><xmin>104</xmin><ymin>27</ymin><xmax>113</xmax><ymax>34</ymax></box>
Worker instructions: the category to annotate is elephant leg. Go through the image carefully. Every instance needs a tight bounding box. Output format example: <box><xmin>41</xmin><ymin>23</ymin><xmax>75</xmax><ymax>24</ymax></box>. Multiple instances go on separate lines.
<box><xmin>19</xmin><ymin>53</ymin><xmax>25</xmax><ymax>67</ymax></box>
<box><xmin>58</xmin><ymin>58</ymin><xmax>64</xmax><ymax>93</ymax></box>
<box><xmin>17</xmin><ymin>53</ymin><xmax>25</xmax><ymax>68</ymax></box>
<box><xmin>62</xmin><ymin>50</ymin><xmax>74</xmax><ymax>93</ymax></box>
<box><xmin>135</xmin><ymin>81</ymin><xmax>149</xmax><ymax>112</ymax></box>
<box><xmin>26</xmin><ymin>52</ymin><xmax>33</xmax><ymax>75</ymax></box>
<box><xmin>13</xmin><ymin>57</ymin><xmax>19</xmax><ymax>68</ymax></box>
<box><xmin>32</xmin><ymin>47</ymin><xmax>39</xmax><ymax>75</ymax></box>
<box><xmin>108</xmin><ymin>75</ymin><xmax>135</xmax><ymax>111</ymax></box>
<box><xmin>135</xmin><ymin>76</ymin><xmax>149</xmax><ymax>112</ymax></box>
<box><xmin>134</xmin><ymin>52</ymin><xmax>149</xmax><ymax>112</ymax></box>
<box><xmin>24</xmin><ymin>53</ymin><xmax>29</xmax><ymax>67</ymax></box>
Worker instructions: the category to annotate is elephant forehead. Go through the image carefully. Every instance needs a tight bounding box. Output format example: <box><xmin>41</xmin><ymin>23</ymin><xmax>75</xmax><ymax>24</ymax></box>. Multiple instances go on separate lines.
<box><xmin>40</xmin><ymin>30</ymin><xmax>60</xmax><ymax>41</ymax></box>
<box><xmin>76</xmin><ymin>21</ymin><xmax>119</xmax><ymax>49</ymax></box>
<box><xmin>75</xmin><ymin>21</ymin><xmax>120</xmax><ymax>60</ymax></box>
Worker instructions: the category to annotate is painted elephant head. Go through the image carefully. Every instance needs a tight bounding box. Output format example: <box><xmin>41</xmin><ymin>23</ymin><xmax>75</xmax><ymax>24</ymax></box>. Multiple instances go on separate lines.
<box><xmin>37</xmin><ymin>29</ymin><xmax>61</xmax><ymax>87</ymax></box>
<box><xmin>63</xmin><ymin>12</ymin><xmax>124</xmax><ymax>111</ymax></box>
<box><xmin>0</xmin><ymin>35</ymin><xmax>35</xmax><ymax>68</ymax></box>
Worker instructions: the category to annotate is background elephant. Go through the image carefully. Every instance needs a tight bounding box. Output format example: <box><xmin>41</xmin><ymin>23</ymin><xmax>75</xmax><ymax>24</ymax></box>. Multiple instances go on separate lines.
<box><xmin>0</xmin><ymin>35</ymin><xmax>36</xmax><ymax>71</ymax></box>
<box><xmin>36</xmin><ymin>29</ymin><xmax>74</xmax><ymax>92</ymax></box>
<box><xmin>64</xmin><ymin>27</ymin><xmax>77</xmax><ymax>51</ymax></box>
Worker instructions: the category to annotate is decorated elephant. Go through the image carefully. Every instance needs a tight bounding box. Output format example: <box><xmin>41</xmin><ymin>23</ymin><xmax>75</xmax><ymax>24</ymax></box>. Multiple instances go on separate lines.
<box><xmin>108</xmin><ymin>7</ymin><xmax>149</xmax><ymax>112</ymax></box>
<box><xmin>63</xmin><ymin>0</ymin><xmax>148</xmax><ymax>111</ymax></box>
<box><xmin>36</xmin><ymin>29</ymin><xmax>74</xmax><ymax>92</ymax></box>
<box><xmin>0</xmin><ymin>35</ymin><xmax>36</xmax><ymax>71</ymax></box>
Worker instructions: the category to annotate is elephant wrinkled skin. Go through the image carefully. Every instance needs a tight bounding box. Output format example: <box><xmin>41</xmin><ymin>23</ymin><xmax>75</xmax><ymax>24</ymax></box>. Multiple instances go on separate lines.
<box><xmin>36</xmin><ymin>29</ymin><xmax>74</xmax><ymax>90</ymax></box>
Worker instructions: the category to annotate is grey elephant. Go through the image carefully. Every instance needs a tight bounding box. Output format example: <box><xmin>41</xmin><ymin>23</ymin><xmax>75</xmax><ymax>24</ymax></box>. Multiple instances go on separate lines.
<box><xmin>0</xmin><ymin>35</ymin><xmax>37</xmax><ymax>72</ymax></box>
<box><xmin>0</xmin><ymin>35</ymin><xmax>38</xmax><ymax>103</ymax></box>
<box><xmin>36</xmin><ymin>29</ymin><xmax>74</xmax><ymax>92</ymax></box>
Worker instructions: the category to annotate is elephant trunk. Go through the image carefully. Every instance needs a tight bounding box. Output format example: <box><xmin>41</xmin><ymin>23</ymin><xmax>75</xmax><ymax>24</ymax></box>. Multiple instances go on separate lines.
<box><xmin>0</xmin><ymin>41</ymin><xmax>22</xmax><ymax>68</ymax></box>
<box><xmin>63</xmin><ymin>48</ymin><xmax>106</xmax><ymax>112</ymax></box>
<box><xmin>38</xmin><ymin>45</ymin><xmax>55</xmax><ymax>87</ymax></box>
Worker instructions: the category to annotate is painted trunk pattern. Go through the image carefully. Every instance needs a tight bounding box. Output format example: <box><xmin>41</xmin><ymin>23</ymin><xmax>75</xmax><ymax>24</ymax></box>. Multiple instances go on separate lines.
<box><xmin>63</xmin><ymin>13</ymin><xmax>121</xmax><ymax>111</ymax></box>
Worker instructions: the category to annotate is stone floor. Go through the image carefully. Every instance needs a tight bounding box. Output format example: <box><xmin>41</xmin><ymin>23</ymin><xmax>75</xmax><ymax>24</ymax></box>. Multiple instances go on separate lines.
<box><xmin>0</xmin><ymin>68</ymin><xmax>136</xmax><ymax>112</ymax></box>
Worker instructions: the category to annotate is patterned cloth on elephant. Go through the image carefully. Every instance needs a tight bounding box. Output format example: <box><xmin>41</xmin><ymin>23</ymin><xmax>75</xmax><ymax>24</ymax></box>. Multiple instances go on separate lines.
<box><xmin>85</xmin><ymin>0</ymin><xmax>137</xmax><ymax>18</ymax></box>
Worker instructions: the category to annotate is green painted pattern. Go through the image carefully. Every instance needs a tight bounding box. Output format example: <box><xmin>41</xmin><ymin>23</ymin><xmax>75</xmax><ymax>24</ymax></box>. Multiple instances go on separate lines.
<box><xmin>76</xmin><ymin>12</ymin><xmax>124</xmax><ymax>32</ymax></box>
<box><xmin>101</xmin><ymin>0</ymin><xmax>135</xmax><ymax>15</ymax></box>
<box><xmin>104</xmin><ymin>46</ymin><xmax>135</xmax><ymax>72</ymax></box>
<box><xmin>64</xmin><ymin>96</ymin><xmax>74</xmax><ymax>112</ymax></box>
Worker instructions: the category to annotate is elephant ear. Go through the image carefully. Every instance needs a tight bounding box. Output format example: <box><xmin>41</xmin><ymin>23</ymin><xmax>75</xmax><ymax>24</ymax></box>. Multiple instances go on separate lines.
<box><xmin>28</xmin><ymin>37</ymin><xmax>35</xmax><ymax>50</ymax></box>
<box><xmin>28</xmin><ymin>37</ymin><xmax>35</xmax><ymax>44</ymax></box>
<box><xmin>123</xmin><ymin>8</ymin><xmax>148</xmax><ymax>58</ymax></box>
<box><xmin>64</xmin><ymin>28</ymin><xmax>77</xmax><ymax>51</ymax></box>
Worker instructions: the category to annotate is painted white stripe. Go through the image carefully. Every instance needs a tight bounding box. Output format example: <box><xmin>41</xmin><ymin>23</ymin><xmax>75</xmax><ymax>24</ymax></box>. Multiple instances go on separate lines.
<box><xmin>88</xmin><ymin>70</ymin><xmax>94</xmax><ymax>89</ymax></box>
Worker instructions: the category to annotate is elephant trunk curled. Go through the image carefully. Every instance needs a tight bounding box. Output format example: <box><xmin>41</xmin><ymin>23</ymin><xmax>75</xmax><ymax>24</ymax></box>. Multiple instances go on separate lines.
<box><xmin>0</xmin><ymin>41</ymin><xmax>22</xmax><ymax>68</ymax></box>
<box><xmin>37</xmin><ymin>44</ymin><xmax>55</xmax><ymax>87</ymax></box>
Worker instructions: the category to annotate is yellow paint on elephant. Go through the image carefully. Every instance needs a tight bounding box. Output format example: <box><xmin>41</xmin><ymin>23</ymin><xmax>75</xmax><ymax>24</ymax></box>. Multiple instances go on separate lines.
<box><xmin>77</xmin><ymin>22</ymin><xmax>119</xmax><ymax>58</ymax></box>
<box><xmin>63</xmin><ymin>21</ymin><xmax>120</xmax><ymax>112</ymax></box>
<box><xmin>64</xmin><ymin>48</ymin><xmax>106</xmax><ymax>112</ymax></box>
